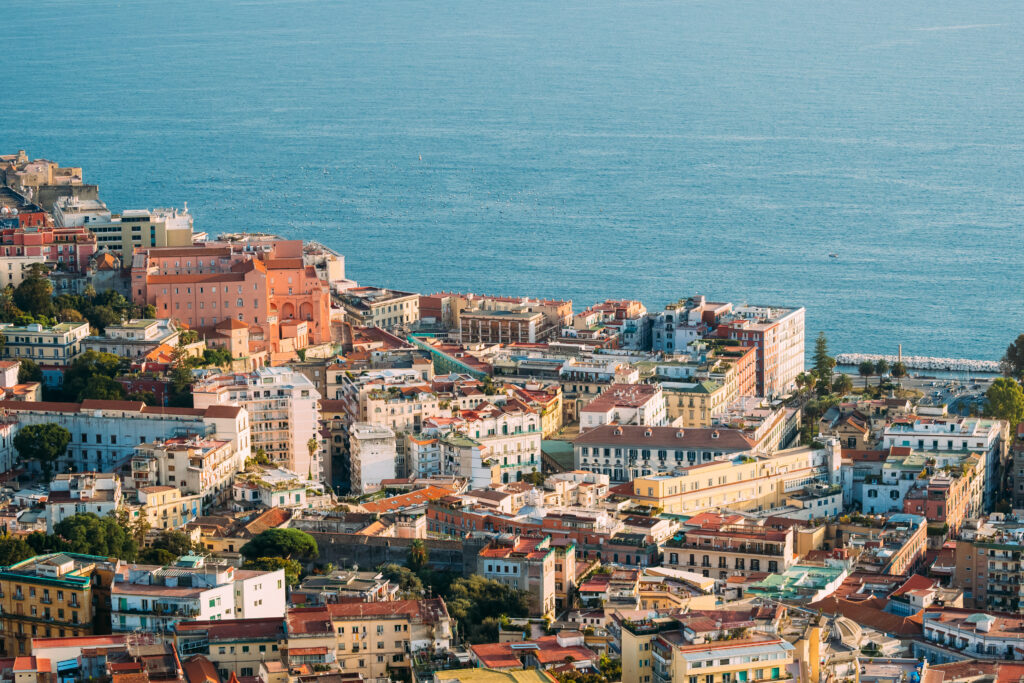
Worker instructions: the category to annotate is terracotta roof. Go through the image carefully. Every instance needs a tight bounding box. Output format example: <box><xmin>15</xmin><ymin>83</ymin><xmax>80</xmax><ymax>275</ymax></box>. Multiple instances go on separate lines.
<box><xmin>243</xmin><ymin>507</ymin><xmax>291</xmax><ymax>536</ymax></box>
<box><xmin>182</xmin><ymin>654</ymin><xmax>220</xmax><ymax>683</ymax></box>
<box><xmin>808</xmin><ymin>595</ymin><xmax>923</xmax><ymax>636</ymax></box>
<box><xmin>362</xmin><ymin>486</ymin><xmax>454</xmax><ymax>514</ymax></box>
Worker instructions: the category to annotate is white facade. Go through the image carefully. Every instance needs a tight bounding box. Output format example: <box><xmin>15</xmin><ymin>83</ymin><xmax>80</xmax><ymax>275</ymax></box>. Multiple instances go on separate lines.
<box><xmin>45</xmin><ymin>472</ymin><xmax>121</xmax><ymax>532</ymax></box>
<box><xmin>1</xmin><ymin>401</ymin><xmax>250</xmax><ymax>476</ymax></box>
<box><xmin>349</xmin><ymin>423</ymin><xmax>397</xmax><ymax>494</ymax></box>
<box><xmin>111</xmin><ymin>556</ymin><xmax>285</xmax><ymax>634</ymax></box>
<box><xmin>884</xmin><ymin>416</ymin><xmax>1005</xmax><ymax>510</ymax></box>
<box><xmin>580</xmin><ymin>385</ymin><xmax>667</xmax><ymax>431</ymax></box>
<box><xmin>130</xmin><ymin>437</ymin><xmax>244</xmax><ymax>509</ymax></box>
<box><xmin>192</xmin><ymin>366</ymin><xmax>323</xmax><ymax>481</ymax></box>
<box><xmin>83</xmin><ymin>318</ymin><xmax>180</xmax><ymax>358</ymax></box>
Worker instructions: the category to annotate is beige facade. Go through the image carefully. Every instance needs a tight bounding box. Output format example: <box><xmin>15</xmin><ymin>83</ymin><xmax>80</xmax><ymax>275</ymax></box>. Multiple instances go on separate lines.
<box><xmin>627</xmin><ymin>443</ymin><xmax>840</xmax><ymax>516</ymax></box>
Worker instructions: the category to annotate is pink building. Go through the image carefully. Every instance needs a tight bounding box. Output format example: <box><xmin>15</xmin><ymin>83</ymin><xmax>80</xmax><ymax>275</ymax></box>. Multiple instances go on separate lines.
<box><xmin>130</xmin><ymin>241</ymin><xmax>332</xmax><ymax>354</ymax></box>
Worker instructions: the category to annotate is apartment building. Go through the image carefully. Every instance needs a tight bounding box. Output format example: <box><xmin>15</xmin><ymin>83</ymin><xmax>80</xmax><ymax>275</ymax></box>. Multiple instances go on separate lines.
<box><xmin>44</xmin><ymin>472</ymin><xmax>121</xmax><ymax>532</ymax></box>
<box><xmin>716</xmin><ymin>304</ymin><xmax>805</xmax><ymax>398</ymax></box>
<box><xmin>131</xmin><ymin>240</ymin><xmax>332</xmax><ymax>353</ymax></box>
<box><xmin>83</xmin><ymin>206</ymin><xmax>194</xmax><ymax>260</ymax></box>
<box><xmin>580</xmin><ymin>383</ymin><xmax>666</xmax><ymax>431</ymax></box>
<box><xmin>921</xmin><ymin>609</ymin><xmax>1024</xmax><ymax>661</ymax></box>
<box><xmin>0</xmin><ymin>400</ymin><xmax>249</xmax><ymax>476</ymax></box>
<box><xmin>623</xmin><ymin>442</ymin><xmax>841</xmax><ymax>515</ymax></box>
<box><xmin>883</xmin><ymin>416</ymin><xmax>1007</xmax><ymax>512</ymax></box>
<box><xmin>0</xmin><ymin>553</ymin><xmax>119</xmax><ymax>657</ymax></box>
<box><xmin>131</xmin><ymin>485</ymin><xmax>202</xmax><ymax>531</ymax></box>
<box><xmin>232</xmin><ymin>465</ymin><xmax>330</xmax><ymax>510</ymax></box>
<box><xmin>478</xmin><ymin>534</ymin><xmax>556</xmax><ymax>617</ymax></box>
<box><xmin>574</xmin><ymin>424</ymin><xmax>758</xmax><ymax>483</ymax></box>
<box><xmin>0</xmin><ymin>224</ymin><xmax>96</xmax><ymax>274</ymax></box>
<box><xmin>621</xmin><ymin>617</ymin><xmax>795</xmax><ymax>683</ymax></box>
<box><xmin>128</xmin><ymin>435</ymin><xmax>243</xmax><ymax>509</ymax></box>
<box><xmin>431</xmin><ymin>292</ymin><xmax>572</xmax><ymax>342</ymax></box>
<box><xmin>339</xmin><ymin>287</ymin><xmax>420</xmax><ymax>330</ymax></box>
<box><xmin>83</xmin><ymin>318</ymin><xmax>180</xmax><ymax>359</ymax></box>
<box><xmin>192</xmin><ymin>366</ymin><xmax>322</xmax><ymax>480</ymax></box>
<box><xmin>558</xmin><ymin>357</ymin><xmax>640</xmax><ymax>421</ymax></box>
<box><xmin>0</xmin><ymin>322</ymin><xmax>90</xmax><ymax>384</ymax></box>
<box><xmin>953</xmin><ymin>513</ymin><xmax>1024</xmax><ymax>612</ymax></box>
<box><xmin>350</xmin><ymin>423</ymin><xmax>398</xmax><ymax>494</ymax></box>
<box><xmin>845</xmin><ymin>513</ymin><xmax>927</xmax><ymax>576</ymax></box>
<box><xmin>663</xmin><ymin>515</ymin><xmax>795</xmax><ymax>581</ymax></box>
<box><xmin>173</xmin><ymin>617</ymin><xmax>285</xmax><ymax>681</ymax></box>
<box><xmin>455</xmin><ymin>400</ymin><xmax>542</xmax><ymax>484</ymax></box>
<box><xmin>284</xmin><ymin>599</ymin><xmax>452</xmax><ymax>679</ymax></box>
<box><xmin>111</xmin><ymin>555</ymin><xmax>285</xmax><ymax>633</ymax></box>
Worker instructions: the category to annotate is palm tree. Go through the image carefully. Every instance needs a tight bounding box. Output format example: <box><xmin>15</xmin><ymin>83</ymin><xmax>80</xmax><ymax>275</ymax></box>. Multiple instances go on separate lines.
<box><xmin>858</xmin><ymin>361</ymin><xmax>875</xmax><ymax>389</ymax></box>
<box><xmin>874</xmin><ymin>359</ymin><xmax>890</xmax><ymax>386</ymax></box>
<box><xmin>832</xmin><ymin>374</ymin><xmax>853</xmax><ymax>396</ymax></box>
<box><xmin>891</xmin><ymin>362</ymin><xmax>907</xmax><ymax>389</ymax></box>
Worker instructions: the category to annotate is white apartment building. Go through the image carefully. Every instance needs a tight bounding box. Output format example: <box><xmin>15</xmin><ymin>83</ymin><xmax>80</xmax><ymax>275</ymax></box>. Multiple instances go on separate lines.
<box><xmin>406</xmin><ymin>434</ymin><xmax>442</xmax><ymax>479</ymax></box>
<box><xmin>349</xmin><ymin>423</ymin><xmax>397</xmax><ymax>494</ymax></box>
<box><xmin>192</xmin><ymin>366</ymin><xmax>323</xmax><ymax>481</ymax></box>
<box><xmin>129</xmin><ymin>437</ymin><xmax>244</xmax><ymax>509</ymax></box>
<box><xmin>83</xmin><ymin>318</ymin><xmax>180</xmax><ymax>358</ymax></box>
<box><xmin>111</xmin><ymin>555</ymin><xmax>285</xmax><ymax>633</ymax></box>
<box><xmin>456</xmin><ymin>400</ymin><xmax>542</xmax><ymax>484</ymax></box>
<box><xmin>884</xmin><ymin>416</ymin><xmax>1006</xmax><ymax>511</ymax></box>
<box><xmin>0</xmin><ymin>400</ymin><xmax>249</xmax><ymax>476</ymax></box>
<box><xmin>232</xmin><ymin>466</ymin><xmax>330</xmax><ymax>509</ymax></box>
<box><xmin>45</xmin><ymin>472</ymin><xmax>121</xmax><ymax>532</ymax></box>
<box><xmin>0</xmin><ymin>252</ymin><xmax>46</xmax><ymax>288</ymax></box>
<box><xmin>580</xmin><ymin>383</ymin><xmax>666</xmax><ymax>431</ymax></box>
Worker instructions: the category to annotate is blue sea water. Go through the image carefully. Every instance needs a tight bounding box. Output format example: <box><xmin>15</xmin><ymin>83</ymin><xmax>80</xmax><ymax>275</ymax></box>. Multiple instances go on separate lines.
<box><xmin>3</xmin><ymin>0</ymin><xmax>1022</xmax><ymax>360</ymax></box>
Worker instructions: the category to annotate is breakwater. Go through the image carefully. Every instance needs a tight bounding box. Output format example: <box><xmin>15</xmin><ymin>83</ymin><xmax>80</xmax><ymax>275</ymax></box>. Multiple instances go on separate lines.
<box><xmin>835</xmin><ymin>354</ymin><xmax>999</xmax><ymax>374</ymax></box>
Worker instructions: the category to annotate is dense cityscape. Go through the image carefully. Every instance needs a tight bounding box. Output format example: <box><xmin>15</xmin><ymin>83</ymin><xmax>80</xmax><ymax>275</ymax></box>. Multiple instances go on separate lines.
<box><xmin>1</xmin><ymin>150</ymin><xmax>1024</xmax><ymax>683</ymax></box>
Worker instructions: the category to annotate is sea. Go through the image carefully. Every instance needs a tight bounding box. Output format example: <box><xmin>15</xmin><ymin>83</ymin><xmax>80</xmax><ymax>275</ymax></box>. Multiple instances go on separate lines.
<box><xmin>3</xmin><ymin>0</ymin><xmax>1022</xmax><ymax>360</ymax></box>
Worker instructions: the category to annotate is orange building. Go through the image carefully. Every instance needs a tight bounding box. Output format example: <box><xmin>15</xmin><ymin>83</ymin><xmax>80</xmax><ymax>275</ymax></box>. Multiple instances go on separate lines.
<box><xmin>130</xmin><ymin>241</ymin><xmax>331</xmax><ymax>354</ymax></box>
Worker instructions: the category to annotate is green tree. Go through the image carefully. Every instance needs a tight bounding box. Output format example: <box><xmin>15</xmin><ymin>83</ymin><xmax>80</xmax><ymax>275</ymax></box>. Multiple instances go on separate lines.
<box><xmin>84</xmin><ymin>305</ymin><xmax>122</xmax><ymax>332</ymax></box>
<box><xmin>56</xmin><ymin>308</ymin><xmax>86</xmax><ymax>323</ymax></box>
<box><xmin>62</xmin><ymin>350</ymin><xmax>125</xmax><ymax>401</ymax></box>
<box><xmin>1001</xmin><ymin>334</ymin><xmax>1024</xmax><ymax>379</ymax></box>
<box><xmin>0</xmin><ymin>534</ymin><xmax>35</xmax><ymax>566</ymax></box>
<box><xmin>244</xmin><ymin>556</ymin><xmax>304</xmax><ymax>585</ymax></box>
<box><xmin>874</xmin><ymin>359</ymin><xmax>890</xmax><ymax>386</ymax></box>
<box><xmin>380</xmin><ymin>563</ymin><xmax>424</xmax><ymax>596</ymax></box>
<box><xmin>813</xmin><ymin>332</ymin><xmax>835</xmax><ymax>382</ymax></box>
<box><xmin>891</xmin><ymin>362</ymin><xmax>907</xmax><ymax>386</ymax></box>
<box><xmin>201</xmin><ymin>348</ymin><xmax>233</xmax><ymax>367</ymax></box>
<box><xmin>150</xmin><ymin>530</ymin><xmax>198</xmax><ymax>556</ymax></box>
<box><xmin>18</xmin><ymin>359</ymin><xmax>43</xmax><ymax>384</ymax></box>
<box><xmin>445</xmin><ymin>575</ymin><xmax>531</xmax><ymax>643</ymax></box>
<box><xmin>240</xmin><ymin>528</ymin><xmax>318</xmax><ymax>562</ymax></box>
<box><xmin>52</xmin><ymin>513</ymin><xmax>138</xmax><ymax>561</ymax></box>
<box><xmin>407</xmin><ymin>539</ymin><xmax>428</xmax><ymax>573</ymax></box>
<box><xmin>832</xmin><ymin>374</ymin><xmax>853</xmax><ymax>395</ymax></box>
<box><xmin>14</xmin><ymin>423</ymin><xmax>71</xmax><ymax>482</ymax></box>
<box><xmin>77</xmin><ymin>375</ymin><xmax>126</xmax><ymax>401</ymax></box>
<box><xmin>858</xmin><ymin>361</ymin><xmax>875</xmax><ymax>388</ymax></box>
<box><xmin>12</xmin><ymin>264</ymin><xmax>53</xmax><ymax>317</ymax></box>
<box><xmin>138</xmin><ymin>547</ymin><xmax>177</xmax><ymax>566</ymax></box>
<box><xmin>126</xmin><ymin>391</ymin><xmax>157</xmax><ymax>405</ymax></box>
<box><xmin>985</xmin><ymin>378</ymin><xmax>1024</xmax><ymax>425</ymax></box>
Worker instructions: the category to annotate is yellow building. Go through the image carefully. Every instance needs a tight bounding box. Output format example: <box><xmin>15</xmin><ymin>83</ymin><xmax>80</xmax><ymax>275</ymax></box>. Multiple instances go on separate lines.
<box><xmin>90</xmin><ymin>207</ymin><xmax>194</xmax><ymax>260</ymax></box>
<box><xmin>173</xmin><ymin>617</ymin><xmax>285</xmax><ymax>680</ymax></box>
<box><xmin>0</xmin><ymin>553</ymin><xmax>118</xmax><ymax>657</ymax></box>
<box><xmin>285</xmin><ymin>599</ymin><xmax>452</xmax><ymax>679</ymax></box>
<box><xmin>628</xmin><ymin>444</ymin><xmax>840</xmax><ymax>516</ymax></box>
<box><xmin>132</xmin><ymin>485</ymin><xmax>203</xmax><ymax>531</ymax></box>
<box><xmin>621</xmin><ymin>618</ymin><xmax>795</xmax><ymax>683</ymax></box>
<box><xmin>662</xmin><ymin>380</ymin><xmax>733</xmax><ymax>428</ymax></box>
